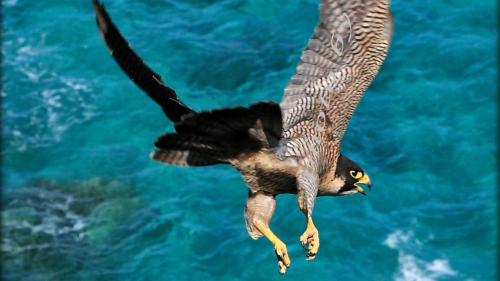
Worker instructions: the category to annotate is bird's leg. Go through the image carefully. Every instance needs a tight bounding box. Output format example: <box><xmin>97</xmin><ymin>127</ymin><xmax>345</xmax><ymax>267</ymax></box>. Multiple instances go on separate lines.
<box><xmin>254</xmin><ymin>221</ymin><xmax>291</xmax><ymax>274</ymax></box>
<box><xmin>245</xmin><ymin>192</ymin><xmax>290</xmax><ymax>274</ymax></box>
<box><xmin>299</xmin><ymin>214</ymin><xmax>320</xmax><ymax>260</ymax></box>
<box><xmin>296</xmin><ymin>169</ymin><xmax>320</xmax><ymax>260</ymax></box>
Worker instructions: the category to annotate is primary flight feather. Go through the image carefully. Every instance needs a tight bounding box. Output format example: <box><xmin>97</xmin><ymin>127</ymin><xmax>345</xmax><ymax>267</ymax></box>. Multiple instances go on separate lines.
<box><xmin>93</xmin><ymin>0</ymin><xmax>392</xmax><ymax>274</ymax></box>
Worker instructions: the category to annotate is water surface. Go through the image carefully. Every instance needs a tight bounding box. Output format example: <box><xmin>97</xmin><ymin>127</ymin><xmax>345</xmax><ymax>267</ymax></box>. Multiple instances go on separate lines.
<box><xmin>2</xmin><ymin>0</ymin><xmax>498</xmax><ymax>280</ymax></box>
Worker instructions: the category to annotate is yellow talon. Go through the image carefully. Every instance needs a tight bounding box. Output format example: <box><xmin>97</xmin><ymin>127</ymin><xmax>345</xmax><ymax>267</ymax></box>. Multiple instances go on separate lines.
<box><xmin>254</xmin><ymin>221</ymin><xmax>291</xmax><ymax>274</ymax></box>
<box><xmin>300</xmin><ymin>217</ymin><xmax>320</xmax><ymax>260</ymax></box>
<box><xmin>274</xmin><ymin>240</ymin><xmax>291</xmax><ymax>274</ymax></box>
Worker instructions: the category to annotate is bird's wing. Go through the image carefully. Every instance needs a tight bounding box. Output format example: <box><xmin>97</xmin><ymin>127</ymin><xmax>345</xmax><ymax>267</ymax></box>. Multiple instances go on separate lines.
<box><xmin>92</xmin><ymin>0</ymin><xmax>194</xmax><ymax>123</ymax></box>
<box><xmin>277</xmin><ymin>0</ymin><xmax>392</xmax><ymax>161</ymax></box>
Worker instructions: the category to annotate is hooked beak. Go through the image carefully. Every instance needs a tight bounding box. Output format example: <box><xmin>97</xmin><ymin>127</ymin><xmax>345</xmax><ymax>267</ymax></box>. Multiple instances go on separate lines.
<box><xmin>354</xmin><ymin>174</ymin><xmax>372</xmax><ymax>195</ymax></box>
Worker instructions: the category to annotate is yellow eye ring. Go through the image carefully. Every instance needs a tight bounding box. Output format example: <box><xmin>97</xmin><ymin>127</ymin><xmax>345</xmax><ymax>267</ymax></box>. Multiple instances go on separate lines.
<box><xmin>350</xmin><ymin>170</ymin><xmax>363</xmax><ymax>179</ymax></box>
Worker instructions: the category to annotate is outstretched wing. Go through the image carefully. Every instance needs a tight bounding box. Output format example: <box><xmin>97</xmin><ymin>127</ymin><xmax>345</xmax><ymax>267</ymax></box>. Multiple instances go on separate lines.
<box><xmin>92</xmin><ymin>0</ymin><xmax>194</xmax><ymax>123</ymax></box>
<box><xmin>277</xmin><ymin>0</ymin><xmax>392</xmax><ymax>161</ymax></box>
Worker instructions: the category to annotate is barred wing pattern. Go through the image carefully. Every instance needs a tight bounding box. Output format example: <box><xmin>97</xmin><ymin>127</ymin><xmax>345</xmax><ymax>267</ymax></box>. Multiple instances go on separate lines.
<box><xmin>278</xmin><ymin>0</ymin><xmax>392</xmax><ymax>164</ymax></box>
<box><xmin>277</xmin><ymin>0</ymin><xmax>392</xmax><ymax>215</ymax></box>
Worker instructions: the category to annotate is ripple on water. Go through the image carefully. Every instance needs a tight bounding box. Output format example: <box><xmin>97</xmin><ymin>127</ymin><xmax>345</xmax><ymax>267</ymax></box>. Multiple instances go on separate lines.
<box><xmin>0</xmin><ymin>178</ymin><xmax>152</xmax><ymax>281</ymax></box>
<box><xmin>383</xmin><ymin>230</ymin><xmax>461</xmax><ymax>281</ymax></box>
<box><xmin>2</xmin><ymin>33</ymin><xmax>98</xmax><ymax>152</ymax></box>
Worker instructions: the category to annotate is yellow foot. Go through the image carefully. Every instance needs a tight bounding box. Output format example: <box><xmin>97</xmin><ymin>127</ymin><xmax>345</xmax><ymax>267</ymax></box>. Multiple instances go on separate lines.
<box><xmin>274</xmin><ymin>240</ymin><xmax>291</xmax><ymax>274</ymax></box>
<box><xmin>300</xmin><ymin>221</ymin><xmax>319</xmax><ymax>260</ymax></box>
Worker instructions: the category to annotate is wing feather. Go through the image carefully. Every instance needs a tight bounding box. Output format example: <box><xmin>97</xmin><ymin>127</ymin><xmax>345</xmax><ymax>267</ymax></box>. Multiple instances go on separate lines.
<box><xmin>278</xmin><ymin>0</ymin><xmax>392</xmax><ymax>161</ymax></box>
<box><xmin>92</xmin><ymin>0</ymin><xmax>194</xmax><ymax>123</ymax></box>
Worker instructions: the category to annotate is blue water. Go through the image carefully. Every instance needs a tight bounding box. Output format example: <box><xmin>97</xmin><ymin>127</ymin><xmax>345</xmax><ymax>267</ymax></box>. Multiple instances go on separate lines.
<box><xmin>2</xmin><ymin>0</ymin><xmax>498</xmax><ymax>280</ymax></box>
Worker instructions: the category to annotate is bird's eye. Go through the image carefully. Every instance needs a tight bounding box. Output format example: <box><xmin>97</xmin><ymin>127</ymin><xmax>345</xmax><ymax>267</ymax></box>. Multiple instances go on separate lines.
<box><xmin>350</xmin><ymin>170</ymin><xmax>363</xmax><ymax>179</ymax></box>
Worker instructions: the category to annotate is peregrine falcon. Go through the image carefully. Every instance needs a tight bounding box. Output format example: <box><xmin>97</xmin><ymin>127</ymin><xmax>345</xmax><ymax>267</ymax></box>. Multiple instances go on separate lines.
<box><xmin>93</xmin><ymin>0</ymin><xmax>392</xmax><ymax>274</ymax></box>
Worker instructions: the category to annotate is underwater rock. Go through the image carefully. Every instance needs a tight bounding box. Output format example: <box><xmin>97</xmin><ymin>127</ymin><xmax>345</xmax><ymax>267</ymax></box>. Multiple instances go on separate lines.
<box><xmin>1</xmin><ymin>177</ymin><xmax>142</xmax><ymax>281</ymax></box>
<box><xmin>85</xmin><ymin>197</ymin><xmax>141</xmax><ymax>243</ymax></box>
<box><xmin>2</xmin><ymin>206</ymin><xmax>41</xmax><ymax>226</ymax></box>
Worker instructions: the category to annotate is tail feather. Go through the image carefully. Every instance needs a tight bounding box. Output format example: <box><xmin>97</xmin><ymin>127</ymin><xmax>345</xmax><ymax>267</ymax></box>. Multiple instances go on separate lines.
<box><xmin>155</xmin><ymin>134</ymin><xmax>223</xmax><ymax>153</ymax></box>
<box><xmin>93</xmin><ymin>1</ymin><xmax>284</xmax><ymax>168</ymax></box>
<box><xmin>150</xmin><ymin>150</ymin><xmax>222</xmax><ymax>167</ymax></box>
<box><xmin>152</xmin><ymin>134</ymin><xmax>225</xmax><ymax>166</ymax></box>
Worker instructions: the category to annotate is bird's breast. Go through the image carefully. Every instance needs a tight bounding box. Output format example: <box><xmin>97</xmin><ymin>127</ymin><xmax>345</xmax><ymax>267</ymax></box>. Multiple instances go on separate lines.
<box><xmin>234</xmin><ymin>150</ymin><xmax>299</xmax><ymax>196</ymax></box>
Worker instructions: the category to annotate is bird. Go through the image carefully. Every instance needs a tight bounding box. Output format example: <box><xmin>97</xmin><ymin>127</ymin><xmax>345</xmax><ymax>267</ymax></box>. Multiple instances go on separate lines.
<box><xmin>92</xmin><ymin>0</ymin><xmax>392</xmax><ymax>274</ymax></box>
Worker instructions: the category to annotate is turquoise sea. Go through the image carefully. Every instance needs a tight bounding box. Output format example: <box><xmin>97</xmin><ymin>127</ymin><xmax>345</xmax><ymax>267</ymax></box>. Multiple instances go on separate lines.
<box><xmin>1</xmin><ymin>0</ymin><xmax>498</xmax><ymax>280</ymax></box>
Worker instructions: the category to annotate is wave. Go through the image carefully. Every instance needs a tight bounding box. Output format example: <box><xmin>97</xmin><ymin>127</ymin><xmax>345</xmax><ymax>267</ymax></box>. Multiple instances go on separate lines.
<box><xmin>2</xmin><ymin>34</ymin><xmax>98</xmax><ymax>152</ymax></box>
<box><xmin>1</xmin><ymin>178</ymin><xmax>144</xmax><ymax>280</ymax></box>
<box><xmin>2</xmin><ymin>189</ymin><xmax>87</xmax><ymax>255</ymax></box>
<box><xmin>384</xmin><ymin>230</ymin><xmax>463</xmax><ymax>281</ymax></box>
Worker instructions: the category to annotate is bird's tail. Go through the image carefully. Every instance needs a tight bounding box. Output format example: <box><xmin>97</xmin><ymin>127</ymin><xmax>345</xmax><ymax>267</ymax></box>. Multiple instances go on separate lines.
<box><xmin>93</xmin><ymin>1</ymin><xmax>283</xmax><ymax>167</ymax></box>
<box><xmin>150</xmin><ymin>102</ymin><xmax>282</xmax><ymax>167</ymax></box>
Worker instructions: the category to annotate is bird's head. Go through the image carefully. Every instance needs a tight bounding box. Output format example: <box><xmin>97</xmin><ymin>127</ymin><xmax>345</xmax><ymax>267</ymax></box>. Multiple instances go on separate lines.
<box><xmin>319</xmin><ymin>154</ymin><xmax>372</xmax><ymax>196</ymax></box>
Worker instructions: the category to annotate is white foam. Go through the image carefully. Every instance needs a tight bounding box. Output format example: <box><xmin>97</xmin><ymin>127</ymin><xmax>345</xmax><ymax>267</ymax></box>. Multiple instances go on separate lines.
<box><xmin>384</xmin><ymin>229</ymin><xmax>414</xmax><ymax>249</ymax></box>
<box><xmin>384</xmin><ymin>230</ymin><xmax>459</xmax><ymax>281</ymax></box>
<box><xmin>426</xmin><ymin>259</ymin><xmax>457</xmax><ymax>277</ymax></box>
<box><xmin>18</xmin><ymin>66</ymin><xmax>46</xmax><ymax>82</ymax></box>
<box><xmin>18</xmin><ymin>45</ymin><xmax>36</xmax><ymax>55</ymax></box>
<box><xmin>61</xmin><ymin>77</ymin><xmax>92</xmax><ymax>92</ymax></box>
<box><xmin>3</xmin><ymin>34</ymin><xmax>98</xmax><ymax>152</ymax></box>
<box><xmin>3</xmin><ymin>191</ymin><xmax>87</xmax><ymax>245</ymax></box>
<box><xmin>396</xmin><ymin>254</ymin><xmax>457</xmax><ymax>281</ymax></box>
<box><xmin>397</xmin><ymin>254</ymin><xmax>433</xmax><ymax>281</ymax></box>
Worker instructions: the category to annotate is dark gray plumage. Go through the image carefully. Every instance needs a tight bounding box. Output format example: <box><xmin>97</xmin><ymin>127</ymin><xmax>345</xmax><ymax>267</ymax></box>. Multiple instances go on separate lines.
<box><xmin>93</xmin><ymin>0</ymin><xmax>392</xmax><ymax>274</ymax></box>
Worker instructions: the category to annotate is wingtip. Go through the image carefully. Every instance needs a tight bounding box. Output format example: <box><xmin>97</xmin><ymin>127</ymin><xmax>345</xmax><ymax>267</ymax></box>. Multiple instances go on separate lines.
<box><xmin>92</xmin><ymin>0</ymin><xmax>109</xmax><ymax>33</ymax></box>
<box><xmin>91</xmin><ymin>0</ymin><xmax>195</xmax><ymax>123</ymax></box>
<box><xmin>91</xmin><ymin>0</ymin><xmax>102</xmax><ymax>13</ymax></box>
<box><xmin>91</xmin><ymin>0</ymin><xmax>101</xmax><ymax>9</ymax></box>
